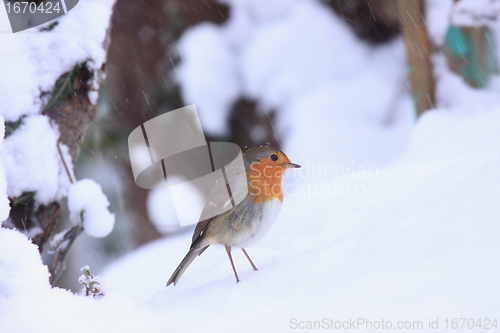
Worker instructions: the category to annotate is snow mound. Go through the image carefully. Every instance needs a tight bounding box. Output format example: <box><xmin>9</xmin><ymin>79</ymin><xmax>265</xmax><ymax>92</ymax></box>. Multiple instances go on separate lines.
<box><xmin>0</xmin><ymin>228</ymin><xmax>50</xmax><ymax>299</ymax></box>
<box><xmin>0</xmin><ymin>115</ymin><xmax>68</xmax><ymax>205</ymax></box>
<box><xmin>68</xmin><ymin>179</ymin><xmax>115</xmax><ymax>238</ymax></box>
<box><xmin>0</xmin><ymin>228</ymin><xmax>162</xmax><ymax>333</ymax></box>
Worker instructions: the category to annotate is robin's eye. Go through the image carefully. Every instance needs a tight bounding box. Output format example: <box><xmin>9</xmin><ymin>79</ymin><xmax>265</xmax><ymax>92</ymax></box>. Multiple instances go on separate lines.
<box><xmin>270</xmin><ymin>154</ymin><xmax>278</xmax><ymax>161</ymax></box>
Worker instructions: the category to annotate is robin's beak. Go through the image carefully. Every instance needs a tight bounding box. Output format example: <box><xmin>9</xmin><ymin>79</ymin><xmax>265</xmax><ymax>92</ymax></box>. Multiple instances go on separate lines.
<box><xmin>285</xmin><ymin>162</ymin><xmax>301</xmax><ymax>168</ymax></box>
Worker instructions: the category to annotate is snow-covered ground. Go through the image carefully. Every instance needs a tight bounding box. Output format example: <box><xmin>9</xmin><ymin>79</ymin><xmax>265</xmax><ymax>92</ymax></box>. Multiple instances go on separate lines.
<box><xmin>106</xmin><ymin>106</ymin><xmax>500</xmax><ymax>331</ymax></box>
<box><xmin>1</xmin><ymin>105</ymin><xmax>499</xmax><ymax>332</ymax></box>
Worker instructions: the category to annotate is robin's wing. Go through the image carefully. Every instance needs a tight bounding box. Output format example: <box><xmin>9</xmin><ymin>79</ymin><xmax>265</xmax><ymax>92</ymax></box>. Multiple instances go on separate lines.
<box><xmin>191</xmin><ymin>158</ymin><xmax>248</xmax><ymax>245</ymax></box>
<box><xmin>191</xmin><ymin>217</ymin><xmax>212</xmax><ymax>246</ymax></box>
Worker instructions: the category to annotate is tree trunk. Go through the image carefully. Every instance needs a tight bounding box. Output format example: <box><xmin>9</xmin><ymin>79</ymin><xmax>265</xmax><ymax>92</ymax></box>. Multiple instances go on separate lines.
<box><xmin>398</xmin><ymin>0</ymin><xmax>436</xmax><ymax>117</ymax></box>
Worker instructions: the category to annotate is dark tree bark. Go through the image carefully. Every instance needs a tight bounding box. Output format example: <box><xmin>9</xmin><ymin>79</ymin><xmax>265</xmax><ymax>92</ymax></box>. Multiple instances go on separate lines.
<box><xmin>229</xmin><ymin>99</ymin><xmax>281</xmax><ymax>150</ymax></box>
<box><xmin>324</xmin><ymin>0</ymin><xmax>400</xmax><ymax>44</ymax></box>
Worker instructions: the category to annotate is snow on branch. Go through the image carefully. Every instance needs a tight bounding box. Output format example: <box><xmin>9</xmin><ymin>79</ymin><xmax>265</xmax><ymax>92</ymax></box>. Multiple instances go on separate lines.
<box><xmin>0</xmin><ymin>0</ymin><xmax>117</xmax><ymax>283</ymax></box>
<box><xmin>68</xmin><ymin>179</ymin><xmax>115</xmax><ymax>238</ymax></box>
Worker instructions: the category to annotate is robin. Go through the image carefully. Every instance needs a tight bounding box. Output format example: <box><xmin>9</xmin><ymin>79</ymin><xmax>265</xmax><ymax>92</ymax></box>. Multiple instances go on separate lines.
<box><xmin>167</xmin><ymin>146</ymin><xmax>301</xmax><ymax>286</ymax></box>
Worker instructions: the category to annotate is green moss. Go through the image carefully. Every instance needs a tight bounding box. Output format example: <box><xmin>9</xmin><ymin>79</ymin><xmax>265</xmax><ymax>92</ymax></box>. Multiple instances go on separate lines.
<box><xmin>4</xmin><ymin>118</ymin><xmax>23</xmax><ymax>138</ymax></box>
<box><xmin>44</xmin><ymin>63</ymin><xmax>85</xmax><ymax>110</ymax></box>
<box><xmin>12</xmin><ymin>191</ymin><xmax>36</xmax><ymax>206</ymax></box>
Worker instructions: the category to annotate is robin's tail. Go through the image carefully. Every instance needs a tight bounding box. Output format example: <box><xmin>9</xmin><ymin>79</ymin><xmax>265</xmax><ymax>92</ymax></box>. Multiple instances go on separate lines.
<box><xmin>167</xmin><ymin>244</ymin><xmax>210</xmax><ymax>286</ymax></box>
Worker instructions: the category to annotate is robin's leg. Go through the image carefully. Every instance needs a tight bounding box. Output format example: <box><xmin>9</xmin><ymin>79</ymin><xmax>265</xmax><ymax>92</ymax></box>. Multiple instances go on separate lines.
<box><xmin>225</xmin><ymin>246</ymin><xmax>240</xmax><ymax>283</ymax></box>
<box><xmin>241</xmin><ymin>248</ymin><xmax>258</xmax><ymax>271</ymax></box>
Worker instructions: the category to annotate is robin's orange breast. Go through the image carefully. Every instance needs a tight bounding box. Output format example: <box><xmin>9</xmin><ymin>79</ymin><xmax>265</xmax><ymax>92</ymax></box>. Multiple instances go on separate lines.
<box><xmin>246</xmin><ymin>161</ymin><xmax>285</xmax><ymax>203</ymax></box>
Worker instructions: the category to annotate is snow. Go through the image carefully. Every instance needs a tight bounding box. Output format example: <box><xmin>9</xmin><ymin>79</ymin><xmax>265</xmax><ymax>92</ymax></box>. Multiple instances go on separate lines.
<box><xmin>88</xmin><ymin>90</ymin><xmax>100</xmax><ymax>105</ymax></box>
<box><xmin>173</xmin><ymin>0</ymin><xmax>413</xmax><ymax>168</ymax></box>
<box><xmin>427</xmin><ymin>0</ymin><xmax>500</xmax><ymax>44</ymax></box>
<box><xmin>0</xmin><ymin>0</ymin><xmax>115</xmax><ymax>209</ymax></box>
<box><xmin>426</xmin><ymin>0</ymin><xmax>454</xmax><ymax>46</ymax></box>
<box><xmin>176</xmin><ymin>24</ymin><xmax>240</xmax><ymax>134</ymax></box>
<box><xmin>429</xmin><ymin>0</ymin><xmax>500</xmax><ymax>113</ymax></box>
<box><xmin>1</xmin><ymin>0</ymin><xmax>500</xmax><ymax>332</ymax></box>
<box><xmin>451</xmin><ymin>0</ymin><xmax>500</xmax><ymax>27</ymax></box>
<box><xmin>101</xmin><ymin>1</ymin><xmax>498</xmax><ymax>329</ymax></box>
<box><xmin>0</xmin><ymin>227</ymin><xmax>162</xmax><ymax>333</ymax></box>
<box><xmin>175</xmin><ymin>0</ymin><xmax>378</xmax><ymax>136</ymax></box>
<box><xmin>99</xmin><ymin>106</ymin><xmax>500</xmax><ymax>331</ymax></box>
<box><xmin>433</xmin><ymin>54</ymin><xmax>500</xmax><ymax>111</ymax></box>
<box><xmin>286</xmin><ymin>39</ymin><xmax>413</xmax><ymax>168</ymax></box>
<box><xmin>0</xmin><ymin>115</ymin><xmax>70</xmax><ymax>205</ymax></box>
<box><xmin>0</xmin><ymin>0</ymin><xmax>114</xmax><ymax>122</ymax></box>
<box><xmin>68</xmin><ymin>179</ymin><xmax>115</xmax><ymax>238</ymax></box>
<box><xmin>0</xmin><ymin>228</ymin><xmax>49</xmax><ymax>299</ymax></box>
<box><xmin>147</xmin><ymin>187</ymin><xmax>181</xmax><ymax>234</ymax></box>
<box><xmin>0</xmin><ymin>3</ymin><xmax>9</xmax><ymax>32</ymax></box>
<box><xmin>241</xmin><ymin>1</ymin><xmax>367</xmax><ymax>109</ymax></box>
<box><xmin>0</xmin><ymin>117</ymin><xmax>9</xmax><ymax>222</ymax></box>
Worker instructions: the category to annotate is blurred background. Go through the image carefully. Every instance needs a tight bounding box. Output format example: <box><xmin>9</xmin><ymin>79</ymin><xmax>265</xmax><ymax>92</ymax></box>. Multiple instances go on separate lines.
<box><xmin>56</xmin><ymin>0</ymin><xmax>499</xmax><ymax>291</ymax></box>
